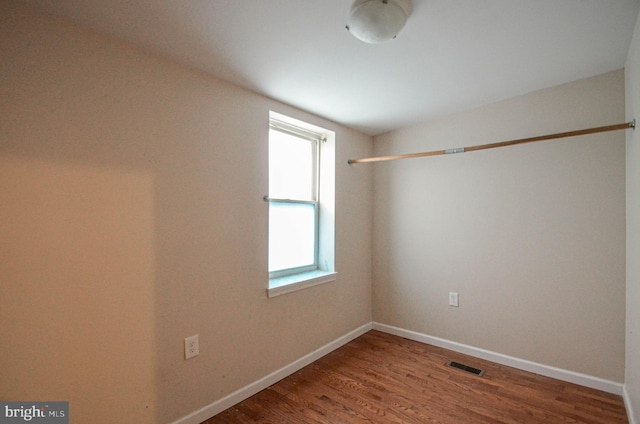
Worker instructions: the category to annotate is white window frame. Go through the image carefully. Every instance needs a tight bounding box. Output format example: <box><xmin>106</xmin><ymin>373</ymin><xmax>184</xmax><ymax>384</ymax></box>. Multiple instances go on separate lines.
<box><xmin>268</xmin><ymin>119</ymin><xmax>320</xmax><ymax>278</ymax></box>
<box><xmin>267</xmin><ymin>112</ymin><xmax>337</xmax><ymax>297</ymax></box>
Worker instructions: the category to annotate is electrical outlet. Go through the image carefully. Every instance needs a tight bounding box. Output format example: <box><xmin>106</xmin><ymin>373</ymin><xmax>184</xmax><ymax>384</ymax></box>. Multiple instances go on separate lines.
<box><xmin>185</xmin><ymin>335</ymin><xmax>199</xmax><ymax>359</ymax></box>
<box><xmin>449</xmin><ymin>292</ymin><xmax>459</xmax><ymax>307</ymax></box>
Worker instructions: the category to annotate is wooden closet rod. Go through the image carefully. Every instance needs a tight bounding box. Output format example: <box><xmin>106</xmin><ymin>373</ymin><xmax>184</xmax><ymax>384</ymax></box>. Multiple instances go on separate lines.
<box><xmin>348</xmin><ymin>119</ymin><xmax>636</xmax><ymax>165</ymax></box>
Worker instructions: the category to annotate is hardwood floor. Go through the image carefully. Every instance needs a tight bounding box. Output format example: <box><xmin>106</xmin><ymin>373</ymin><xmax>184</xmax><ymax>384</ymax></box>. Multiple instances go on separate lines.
<box><xmin>204</xmin><ymin>330</ymin><xmax>628</xmax><ymax>423</ymax></box>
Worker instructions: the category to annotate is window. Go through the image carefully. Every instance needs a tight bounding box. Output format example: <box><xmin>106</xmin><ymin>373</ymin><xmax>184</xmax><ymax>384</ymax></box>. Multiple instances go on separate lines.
<box><xmin>267</xmin><ymin>112</ymin><xmax>336</xmax><ymax>297</ymax></box>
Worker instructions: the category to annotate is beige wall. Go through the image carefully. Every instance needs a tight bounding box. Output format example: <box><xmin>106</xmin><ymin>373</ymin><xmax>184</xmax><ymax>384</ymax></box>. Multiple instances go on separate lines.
<box><xmin>372</xmin><ymin>70</ymin><xmax>626</xmax><ymax>382</ymax></box>
<box><xmin>625</xmin><ymin>6</ymin><xmax>640</xmax><ymax>422</ymax></box>
<box><xmin>0</xmin><ymin>3</ymin><xmax>373</xmax><ymax>423</ymax></box>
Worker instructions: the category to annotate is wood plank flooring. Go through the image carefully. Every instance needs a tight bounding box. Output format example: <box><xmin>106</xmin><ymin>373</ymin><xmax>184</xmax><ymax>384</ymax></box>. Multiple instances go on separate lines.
<box><xmin>203</xmin><ymin>330</ymin><xmax>628</xmax><ymax>423</ymax></box>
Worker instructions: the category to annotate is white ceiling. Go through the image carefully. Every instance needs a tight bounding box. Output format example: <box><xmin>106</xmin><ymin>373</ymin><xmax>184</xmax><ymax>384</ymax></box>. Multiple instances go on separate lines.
<box><xmin>22</xmin><ymin>0</ymin><xmax>640</xmax><ymax>135</ymax></box>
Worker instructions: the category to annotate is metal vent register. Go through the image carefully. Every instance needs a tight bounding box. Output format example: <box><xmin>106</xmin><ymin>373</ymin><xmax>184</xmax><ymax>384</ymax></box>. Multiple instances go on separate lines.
<box><xmin>446</xmin><ymin>361</ymin><xmax>485</xmax><ymax>377</ymax></box>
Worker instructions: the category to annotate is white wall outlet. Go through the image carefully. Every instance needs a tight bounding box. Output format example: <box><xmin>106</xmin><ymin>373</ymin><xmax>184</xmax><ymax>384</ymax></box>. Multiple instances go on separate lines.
<box><xmin>449</xmin><ymin>292</ymin><xmax>459</xmax><ymax>307</ymax></box>
<box><xmin>185</xmin><ymin>335</ymin><xmax>199</xmax><ymax>359</ymax></box>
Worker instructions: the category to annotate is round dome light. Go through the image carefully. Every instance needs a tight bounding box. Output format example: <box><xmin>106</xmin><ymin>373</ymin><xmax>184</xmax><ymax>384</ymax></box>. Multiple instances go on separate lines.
<box><xmin>346</xmin><ymin>0</ymin><xmax>411</xmax><ymax>44</ymax></box>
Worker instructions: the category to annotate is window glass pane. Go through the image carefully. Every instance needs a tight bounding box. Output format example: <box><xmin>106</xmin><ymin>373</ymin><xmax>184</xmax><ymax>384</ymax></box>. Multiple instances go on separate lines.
<box><xmin>269</xmin><ymin>129</ymin><xmax>314</xmax><ymax>200</ymax></box>
<box><xmin>268</xmin><ymin>202</ymin><xmax>316</xmax><ymax>272</ymax></box>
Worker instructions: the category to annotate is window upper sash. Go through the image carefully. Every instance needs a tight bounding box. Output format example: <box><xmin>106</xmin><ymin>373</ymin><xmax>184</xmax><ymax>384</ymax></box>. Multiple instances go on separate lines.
<box><xmin>270</xmin><ymin>119</ymin><xmax>327</xmax><ymax>143</ymax></box>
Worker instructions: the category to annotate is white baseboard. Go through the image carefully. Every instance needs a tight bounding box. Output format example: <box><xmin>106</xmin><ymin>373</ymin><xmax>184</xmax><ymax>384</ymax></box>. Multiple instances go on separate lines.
<box><xmin>372</xmin><ymin>322</ymin><xmax>624</xmax><ymax>396</ymax></box>
<box><xmin>625</xmin><ymin>385</ymin><xmax>637</xmax><ymax>424</ymax></box>
<box><xmin>172</xmin><ymin>322</ymin><xmax>372</xmax><ymax>424</ymax></box>
<box><xmin>174</xmin><ymin>321</ymin><xmax>627</xmax><ymax>424</ymax></box>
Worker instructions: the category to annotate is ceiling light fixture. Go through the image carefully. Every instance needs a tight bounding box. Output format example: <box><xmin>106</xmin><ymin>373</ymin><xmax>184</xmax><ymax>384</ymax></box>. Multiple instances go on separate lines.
<box><xmin>346</xmin><ymin>0</ymin><xmax>412</xmax><ymax>44</ymax></box>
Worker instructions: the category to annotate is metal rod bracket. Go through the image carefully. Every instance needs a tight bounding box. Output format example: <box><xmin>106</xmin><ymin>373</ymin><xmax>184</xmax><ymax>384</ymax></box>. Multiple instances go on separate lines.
<box><xmin>445</xmin><ymin>147</ymin><xmax>465</xmax><ymax>154</ymax></box>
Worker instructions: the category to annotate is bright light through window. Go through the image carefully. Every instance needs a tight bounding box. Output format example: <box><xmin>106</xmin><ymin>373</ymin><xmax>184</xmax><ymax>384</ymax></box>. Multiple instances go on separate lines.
<box><xmin>268</xmin><ymin>201</ymin><xmax>316</xmax><ymax>272</ymax></box>
<box><xmin>268</xmin><ymin>130</ymin><xmax>315</xmax><ymax>200</ymax></box>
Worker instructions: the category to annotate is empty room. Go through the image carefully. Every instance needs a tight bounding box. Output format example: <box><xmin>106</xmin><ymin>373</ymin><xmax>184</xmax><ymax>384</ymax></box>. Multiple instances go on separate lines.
<box><xmin>2</xmin><ymin>0</ymin><xmax>640</xmax><ymax>423</ymax></box>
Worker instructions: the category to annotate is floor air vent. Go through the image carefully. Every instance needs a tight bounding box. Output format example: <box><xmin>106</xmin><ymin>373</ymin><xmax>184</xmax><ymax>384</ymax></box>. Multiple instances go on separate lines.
<box><xmin>446</xmin><ymin>361</ymin><xmax>485</xmax><ymax>377</ymax></box>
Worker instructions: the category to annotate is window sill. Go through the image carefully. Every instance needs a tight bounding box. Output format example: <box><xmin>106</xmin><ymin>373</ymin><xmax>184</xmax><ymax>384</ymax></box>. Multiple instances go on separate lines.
<box><xmin>268</xmin><ymin>270</ymin><xmax>338</xmax><ymax>298</ymax></box>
